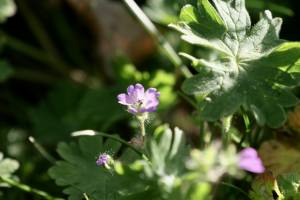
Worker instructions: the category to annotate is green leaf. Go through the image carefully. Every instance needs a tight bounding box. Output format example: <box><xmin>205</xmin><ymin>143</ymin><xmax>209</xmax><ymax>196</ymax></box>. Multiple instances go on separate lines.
<box><xmin>277</xmin><ymin>173</ymin><xmax>300</xmax><ymax>200</ymax></box>
<box><xmin>49</xmin><ymin>135</ymin><xmax>140</xmax><ymax>200</ymax></box>
<box><xmin>144</xmin><ymin>0</ymin><xmax>197</xmax><ymax>25</ymax></box>
<box><xmin>0</xmin><ymin>152</ymin><xmax>19</xmax><ymax>187</ymax></box>
<box><xmin>30</xmin><ymin>84</ymin><xmax>127</xmax><ymax>144</ymax></box>
<box><xmin>250</xmin><ymin>172</ymin><xmax>300</xmax><ymax>200</ymax></box>
<box><xmin>170</xmin><ymin>0</ymin><xmax>300</xmax><ymax>127</ymax></box>
<box><xmin>0</xmin><ymin>60</ymin><xmax>14</xmax><ymax>82</ymax></box>
<box><xmin>250</xmin><ymin>172</ymin><xmax>283</xmax><ymax>200</ymax></box>
<box><xmin>187</xmin><ymin>183</ymin><xmax>211</xmax><ymax>200</ymax></box>
<box><xmin>0</xmin><ymin>0</ymin><xmax>16</xmax><ymax>23</ymax></box>
<box><xmin>50</xmin><ymin>127</ymin><xmax>188</xmax><ymax>200</ymax></box>
<box><xmin>150</xmin><ymin>126</ymin><xmax>188</xmax><ymax>177</ymax></box>
<box><xmin>116</xmin><ymin>126</ymin><xmax>189</xmax><ymax>200</ymax></box>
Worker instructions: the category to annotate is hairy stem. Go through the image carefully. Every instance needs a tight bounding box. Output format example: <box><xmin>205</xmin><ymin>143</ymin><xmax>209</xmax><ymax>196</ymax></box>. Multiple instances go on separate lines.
<box><xmin>219</xmin><ymin>181</ymin><xmax>251</xmax><ymax>200</ymax></box>
<box><xmin>72</xmin><ymin>131</ymin><xmax>144</xmax><ymax>157</ymax></box>
<box><xmin>221</xmin><ymin>115</ymin><xmax>233</xmax><ymax>148</ymax></box>
<box><xmin>122</xmin><ymin>0</ymin><xmax>192</xmax><ymax>78</ymax></box>
<box><xmin>28</xmin><ymin>136</ymin><xmax>56</xmax><ymax>164</ymax></box>
<box><xmin>0</xmin><ymin>176</ymin><xmax>63</xmax><ymax>200</ymax></box>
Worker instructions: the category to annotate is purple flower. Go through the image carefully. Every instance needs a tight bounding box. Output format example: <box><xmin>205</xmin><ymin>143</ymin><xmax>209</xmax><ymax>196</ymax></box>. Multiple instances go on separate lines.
<box><xmin>117</xmin><ymin>83</ymin><xmax>160</xmax><ymax>115</ymax></box>
<box><xmin>238</xmin><ymin>147</ymin><xmax>265</xmax><ymax>174</ymax></box>
<box><xmin>96</xmin><ymin>153</ymin><xmax>109</xmax><ymax>166</ymax></box>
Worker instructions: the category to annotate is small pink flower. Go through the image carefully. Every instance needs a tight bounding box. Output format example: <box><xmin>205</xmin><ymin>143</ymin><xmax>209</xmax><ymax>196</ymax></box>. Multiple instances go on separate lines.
<box><xmin>117</xmin><ymin>83</ymin><xmax>160</xmax><ymax>115</ymax></box>
<box><xmin>96</xmin><ymin>153</ymin><xmax>109</xmax><ymax>166</ymax></box>
<box><xmin>238</xmin><ymin>148</ymin><xmax>265</xmax><ymax>174</ymax></box>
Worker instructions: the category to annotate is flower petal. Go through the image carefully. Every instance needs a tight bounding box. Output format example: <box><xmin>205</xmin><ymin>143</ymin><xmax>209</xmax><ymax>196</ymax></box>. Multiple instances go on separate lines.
<box><xmin>143</xmin><ymin>88</ymin><xmax>160</xmax><ymax>111</ymax></box>
<box><xmin>134</xmin><ymin>83</ymin><xmax>145</xmax><ymax>101</ymax></box>
<box><xmin>238</xmin><ymin>148</ymin><xmax>265</xmax><ymax>173</ymax></box>
<box><xmin>127</xmin><ymin>85</ymin><xmax>135</xmax><ymax>94</ymax></box>
<box><xmin>117</xmin><ymin>93</ymin><xmax>133</xmax><ymax>105</ymax></box>
<box><xmin>128</xmin><ymin>107</ymin><xmax>138</xmax><ymax>114</ymax></box>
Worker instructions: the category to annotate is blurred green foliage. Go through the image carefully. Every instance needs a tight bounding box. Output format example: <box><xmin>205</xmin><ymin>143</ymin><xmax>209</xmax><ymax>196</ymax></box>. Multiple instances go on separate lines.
<box><xmin>0</xmin><ymin>0</ymin><xmax>16</xmax><ymax>23</ymax></box>
<box><xmin>0</xmin><ymin>0</ymin><xmax>299</xmax><ymax>199</ymax></box>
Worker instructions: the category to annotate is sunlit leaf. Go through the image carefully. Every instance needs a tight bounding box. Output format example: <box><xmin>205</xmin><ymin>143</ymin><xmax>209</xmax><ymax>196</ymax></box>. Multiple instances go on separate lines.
<box><xmin>277</xmin><ymin>173</ymin><xmax>300</xmax><ymax>200</ymax></box>
<box><xmin>170</xmin><ymin>0</ymin><xmax>300</xmax><ymax>127</ymax></box>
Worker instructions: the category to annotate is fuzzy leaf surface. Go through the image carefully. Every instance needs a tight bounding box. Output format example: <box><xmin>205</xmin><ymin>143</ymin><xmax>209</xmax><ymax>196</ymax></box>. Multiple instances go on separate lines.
<box><xmin>48</xmin><ymin>135</ymin><xmax>139</xmax><ymax>200</ymax></box>
<box><xmin>170</xmin><ymin>0</ymin><xmax>300</xmax><ymax>127</ymax></box>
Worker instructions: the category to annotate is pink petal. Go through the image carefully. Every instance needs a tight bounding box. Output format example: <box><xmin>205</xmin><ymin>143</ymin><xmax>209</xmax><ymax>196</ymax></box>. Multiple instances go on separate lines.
<box><xmin>134</xmin><ymin>83</ymin><xmax>145</xmax><ymax>101</ymax></box>
<box><xmin>117</xmin><ymin>93</ymin><xmax>133</xmax><ymax>105</ymax></box>
<box><xmin>144</xmin><ymin>88</ymin><xmax>160</xmax><ymax>109</ymax></box>
<box><xmin>238</xmin><ymin>148</ymin><xmax>265</xmax><ymax>174</ymax></box>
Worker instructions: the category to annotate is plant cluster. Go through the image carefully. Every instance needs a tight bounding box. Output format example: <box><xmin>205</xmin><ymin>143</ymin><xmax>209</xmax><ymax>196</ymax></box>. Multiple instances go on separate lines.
<box><xmin>0</xmin><ymin>0</ymin><xmax>300</xmax><ymax>199</ymax></box>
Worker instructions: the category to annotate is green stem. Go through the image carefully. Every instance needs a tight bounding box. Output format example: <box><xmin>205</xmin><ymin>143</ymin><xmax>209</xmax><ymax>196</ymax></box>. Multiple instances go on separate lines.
<box><xmin>177</xmin><ymin>91</ymin><xmax>198</xmax><ymax>109</ymax></box>
<box><xmin>199</xmin><ymin>120</ymin><xmax>205</xmax><ymax>149</ymax></box>
<box><xmin>2</xmin><ymin>32</ymin><xmax>53</xmax><ymax>64</ymax></box>
<box><xmin>122</xmin><ymin>0</ymin><xmax>192</xmax><ymax>78</ymax></box>
<box><xmin>72</xmin><ymin>131</ymin><xmax>144</xmax><ymax>157</ymax></box>
<box><xmin>16</xmin><ymin>0</ymin><xmax>80</xmax><ymax>78</ymax></box>
<box><xmin>17</xmin><ymin>0</ymin><xmax>60</xmax><ymax>60</ymax></box>
<box><xmin>221</xmin><ymin>116</ymin><xmax>233</xmax><ymax>148</ymax></box>
<box><xmin>83</xmin><ymin>193</ymin><xmax>90</xmax><ymax>200</ymax></box>
<box><xmin>219</xmin><ymin>181</ymin><xmax>251</xmax><ymax>200</ymax></box>
<box><xmin>13</xmin><ymin>68</ymin><xmax>60</xmax><ymax>85</ymax></box>
<box><xmin>139</xmin><ymin>117</ymin><xmax>146</xmax><ymax>137</ymax></box>
<box><xmin>139</xmin><ymin>116</ymin><xmax>146</xmax><ymax>146</ymax></box>
<box><xmin>0</xmin><ymin>32</ymin><xmax>70</xmax><ymax>76</ymax></box>
<box><xmin>28</xmin><ymin>136</ymin><xmax>56</xmax><ymax>164</ymax></box>
<box><xmin>0</xmin><ymin>176</ymin><xmax>63</xmax><ymax>200</ymax></box>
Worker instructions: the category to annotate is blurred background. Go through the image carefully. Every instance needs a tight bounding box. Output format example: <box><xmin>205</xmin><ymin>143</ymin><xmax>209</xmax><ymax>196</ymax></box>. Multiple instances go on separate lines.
<box><xmin>0</xmin><ymin>0</ymin><xmax>299</xmax><ymax>199</ymax></box>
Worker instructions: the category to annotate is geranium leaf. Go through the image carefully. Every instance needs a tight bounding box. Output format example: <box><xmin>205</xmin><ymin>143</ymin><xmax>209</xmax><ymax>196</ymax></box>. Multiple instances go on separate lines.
<box><xmin>277</xmin><ymin>173</ymin><xmax>300</xmax><ymax>200</ymax></box>
<box><xmin>48</xmin><ymin>135</ymin><xmax>140</xmax><ymax>200</ymax></box>
<box><xmin>170</xmin><ymin>0</ymin><xmax>300</xmax><ymax>127</ymax></box>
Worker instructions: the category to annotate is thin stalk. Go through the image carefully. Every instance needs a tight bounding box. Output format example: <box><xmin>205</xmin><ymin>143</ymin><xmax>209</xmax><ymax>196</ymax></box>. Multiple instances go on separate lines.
<box><xmin>83</xmin><ymin>193</ymin><xmax>90</xmax><ymax>200</ymax></box>
<box><xmin>122</xmin><ymin>0</ymin><xmax>192</xmax><ymax>78</ymax></box>
<box><xmin>72</xmin><ymin>131</ymin><xmax>144</xmax><ymax>157</ymax></box>
<box><xmin>238</xmin><ymin>110</ymin><xmax>251</xmax><ymax>147</ymax></box>
<box><xmin>199</xmin><ymin>120</ymin><xmax>205</xmax><ymax>149</ymax></box>
<box><xmin>219</xmin><ymin>181</ymin><xmax>251</xmax><ymax>200</ymax></box>
<box><xmin>16</xmin><ymin>0</ymin><xmax>77</xmax><ymax>78</ymax></box>
<box><xmin>177</xmin><ymin>91</ymin><xmax>198</xmax><ymax>109</ymax></box>
<box><xmin>221</xmin><ymin>116</ymin><xmax>233</xmax><ymax>148</ymax></box>
<box><xmin>0</xmin><ymin>31</ymin><xmax>69</xmax><ymax>76</ymax></box>
<box><xmin>138</xmin><ymin>116</ymin><xmax>146</xmax><ymax>146</ymax></box>
<box><xmin>0</xmin><ymin>176</ymin><xmax>63</xmax><ymax>200</ymax></box>
<box><xmin>1</xmin><ymin>32</ymin><xmax>70</xmax><ymax>76</ymax></box>
<box><xmin>17</xmin><ymin>0</ymin><xmax>61</xmax><ymax>60</ymax></box>
<box><xmin>14</xmin><ymin>68</ymin><xmax>60</xmax><ymax>85</ymax></box>
<box><xmin>28</xmin><ymin>136</ymin><xmax>56</xmax><ymax>164</ymax></box>
<box><xmin>2</xmin><ymin>32</ymin><xmax>53</xmax><ymax>64</ymax></box>
<box><xmin>139</xmin><ymin>117</ymin><xmax>146</xmax><ymax>137</ymax></box>
<box><xmin>252</xmin><ymin>126</ymin><xmax>263</xmax><ymax>146</ymax></box>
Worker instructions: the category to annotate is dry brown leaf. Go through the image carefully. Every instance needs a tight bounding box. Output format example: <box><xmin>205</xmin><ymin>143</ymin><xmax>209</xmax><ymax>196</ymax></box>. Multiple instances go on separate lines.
<box><xmin>65</xmin><ymin>0</ymin><xmax>155</xmax><ymax>63</ymax></box>
<box><xmin>259</xmin><ymin>140</ymin><xmax>300</xmax><ymax>176</ymax></box>
<box><xmin>287</xmin><ymin>105</ymin><xmax>300</xmax><ymax>134</ymax></box>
